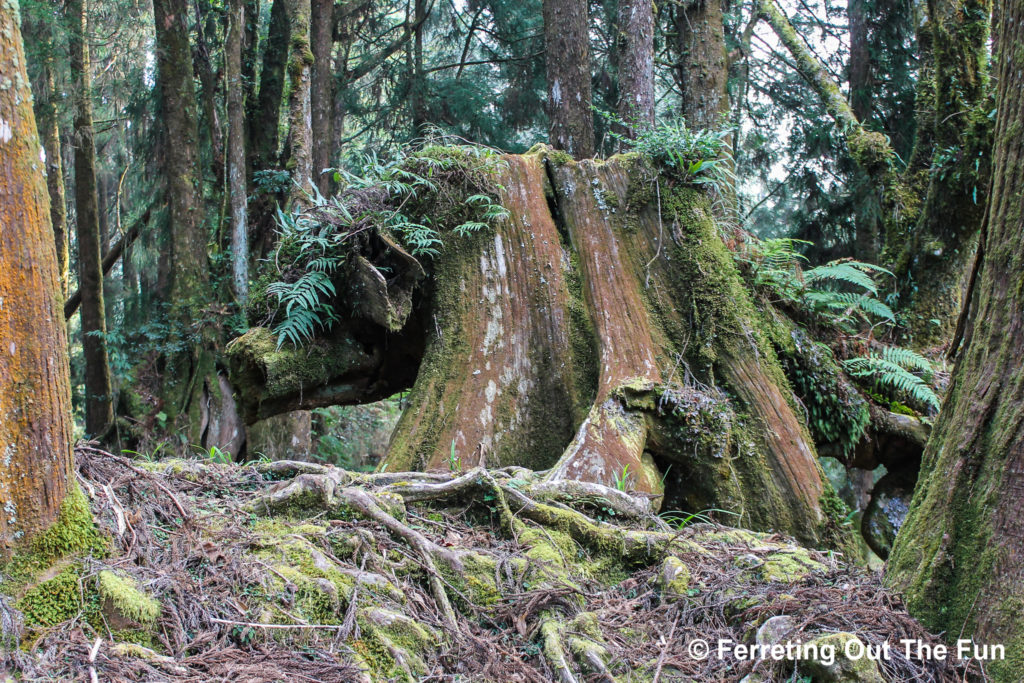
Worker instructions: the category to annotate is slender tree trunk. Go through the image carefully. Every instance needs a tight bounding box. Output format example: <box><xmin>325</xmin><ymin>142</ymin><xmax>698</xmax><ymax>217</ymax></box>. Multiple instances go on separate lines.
<box><xmin>152</xmin><ymin>0</ymin><xmax>216</xmax><ymax>437</ymax></box>
<box><xmin>28</xmin><ymin>14</ymin><xmax>70</xmax><ymax>296</ymax></box>
<box><xmin>286</xmin><ymin>0</ymin><xmax>313</xmax><ymax>205</ymax></box>
<box><xmin>848</xmin><ymin>0</ymin><xmax>881</xmax><ymax>262</ymax></box>
<box><xmin>543</xmin><ymin>0</ymin><xmax>594</xmax><ymax>158</ymax></box>
<box><xmin>228</xmin><ymin>0</ymin><xmax>250</xmax><ymax>301</ymax></box>
<box><xmin>194</xmin><ymin>0</ymin><xmax>224</xmax><ymax>187</ymax></box>
<box><xmin>249</xmin><ymin>0</ymin><xmax>289</xmax><ymax>172</ymax></box>
<box><xmin>69</xmin><ymin>0</ymin><xmax>113</xmax><ymax>437</ymax></box>
<box><xmin>886</xmin><ymin>3</ymin><xmax>1024</xmax><ymax>674</ymax></box>
<box><xmin>615</xmin><ymin>0</ymin><xmax>655</xmax><ymax>136</ymax></box>
<box><xmin>0</xmin><ymin>3</ymin><xmax>75</xmax><ymax>552</ymax></box>
<box><xmin>310</xmin><ymin>0</ymin><xmax>334</xmax><ymax>193</ymax></box>
<box><xmin>410</xmin><ymin>0</ymin><xmax>427</xmax><ymax>132</ymax></box>
<box><xmin>675</xmin><ymin>0</ymin><xmax>729</xmax><ymax>129</ymax></box>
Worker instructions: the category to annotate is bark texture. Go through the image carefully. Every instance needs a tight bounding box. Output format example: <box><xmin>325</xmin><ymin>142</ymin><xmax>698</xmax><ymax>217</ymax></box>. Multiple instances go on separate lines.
<box><xmin>543</xmin><ymin>0</ymin><xmax>594</xmax><ymax>158</ymax></box>
<box><xmin>615</xmin><ymin>0</ymin><xmax>655</xmax><ymax>135</ymax></box>
<box><xmin>69</xmin><ymin>0</ymin><xmax>114</xmax><ymax>437</ymax></box>
<box><xmin>310</xmin><ymin>0</ymin><xmax>333</xmax><ymax>193</ymax></box>
<box><xmin>153</xmin><ymin>0</ymin><xmax>223</xmax><ymax>443</ymax></box>
<box><xmin>249</xmin><ymin>0</ymin><xmax>289</xmax><ymax>172</ymax></box>
<box><xmin>675</xmin><ymin>0</ymin><xmax>729</xmax><ymax>129</ymax></box>
<box><xmin>286</xmin><ymin>0</ymin><xmax>314</xmax><ymax>204</ymax></box>
<box><xmin>231</xmin><ymin>150</ymin><xmax>850</xmax><ymax>549</ymax></box>
<box><xmin>228</xmin><ymin>0</ymin><xmax>250</xmax><ymax>300</ymax></box>
<box><xmin>0</xmin><ymin>1</ymin><xmax>75</xmax><ymax>551</ymax></box>
<box><xmin>886</xmin><ymin>3</ymin><xmax>1024</xmax><ymax>675</ymax></box>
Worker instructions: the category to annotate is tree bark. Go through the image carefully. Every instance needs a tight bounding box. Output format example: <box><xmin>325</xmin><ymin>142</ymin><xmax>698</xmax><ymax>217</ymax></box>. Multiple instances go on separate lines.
<box><xmin>615</xmin><ymin>0</ymin><xmax>655</xmax><ymax>136</ymax></box>
<box><xmin>848</xmin><ymin>0</ymin><xmax>881</xmax><ymax>262</ymax></box>
<box><xmin>543</xmin><ymin>0</ymin><xmax>594</xmax><ymax>158</ymax></box>
<box><xmin>761</xmin><ymin>0</ymin><xmax>992</xmax><ymax>346</ymax></box>
<box><xmin>152</xmin><ymin>0</ymin><xmax>217</xmax><ymax>438</ymax></box>
<box><xmin>886</xmin><ymin>2</ymin><xmax>1024</xmax><ymax>673</ymax></box>
<box><xmin>310</xmin><ymin>0</ymin><xmax>334</xmax><ymax>193</ymax></box>
<box><xmin>228</xmin><ymin>0</ymin><xmax>250</xmax><ymax>301</ymax></box>
<box><xmin>230</xmin><ymin>150</ymin><xmax>851</xmax><ymax>549</ymax></box>
<box><xmin>249</xmin><ymin>0</ymin><xmax>290</xmax><ymax>172</ymax></box>
<box><xmin>286</xmin><ymin>0</ymin><xmax>314</xmax><ymax>205</ymax></box>
<box><xmin>0</xmin><ymin>3</ymin><xmax>75</xmax><ymax>552</ymax></box>
<box><xmin>675</xmin><ymin>0</ymin><xmax>729</xmax><ymax>129</ymax></box>
<box><xmin>410</xmin><ymin>0</ymin><xmax>427</xmax><ymax>132</ymax></box>
<box><xmin>884</xmin><ymin>0</ymin><xmax>992</xmax><ymax>346</ymax></box>
<box><xmin>69</xmin><ymin>0</ymin><xmax>114</xmax><ymax>437</ymax></box>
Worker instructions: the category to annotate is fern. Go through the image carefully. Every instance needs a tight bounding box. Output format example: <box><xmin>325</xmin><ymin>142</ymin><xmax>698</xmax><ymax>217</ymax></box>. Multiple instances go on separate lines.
<box><xmin>263</xmin><ymin>134</ymin><xmax>510</xmax><ymax>348</ymax></box>
<box><xmin>843</xmin><ymin>348</ymin><xmax>940</xmax><ymax>413</ymax></box>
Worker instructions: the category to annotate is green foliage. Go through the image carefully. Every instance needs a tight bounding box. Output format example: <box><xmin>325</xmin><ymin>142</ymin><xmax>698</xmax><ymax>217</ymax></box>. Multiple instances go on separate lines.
<box><xmin>741</xmin><ymin>238</ymin><xmax>895</xmax><ymax>332</ymax></box>
<box><xmin>264</xmin><ymin>137</ymin><xmax>509</xmax><ymax>348</ymax></box>
<box><xmin>843</xmin><ymin>346</ymin><xmax>941</xmax><ymax>413</ymax></box>
<box><xmin>777</xmin><ymin>332</ymin><xmax>871</xmax><ymax>456</ymax></box>
<box><xmin>607</xmin><ymin>115</ymin><xmax>736</xmax><ymax>193</ymax></box>
<box><xmin>612</xmin><ymin>465</ymin><xmax>632</xmax><ymax>492</ymax></box>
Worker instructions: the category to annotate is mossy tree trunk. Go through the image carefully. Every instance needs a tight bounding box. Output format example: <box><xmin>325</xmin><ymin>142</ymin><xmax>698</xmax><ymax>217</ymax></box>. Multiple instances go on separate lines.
<box><xmin>231</xmin><ymin>150</ymin><xmax>849</xmax><ymax>549</ymax></box>
<box><xmin>152</xmin><ymin>0</ymin><xmax>223</xmax><ymax>445</ymax></box>
<box><xmin>69</xmin><ymin>0</ymin><xmax>114</xmax><ymax>438</ymax></box>
<box><xmin>227</xmin><ymin>0</ymin><xmax>250</xmax><ymax>301</ymax></box>
<box><xmin>0</xmin><ymin>2</ymin><xmax>75</xmax><ymax>552</ymax></box>
<box><xmin>614</xmin><ymin>0</ymin><xmax>655</xmax><ymax>136</ymax></box>
<box><xmin>885</xmin><ymin>3</ymin><xmax>1024</xmax><ymax>675</ymax></box>
<box><xmin>249</xmin><ymin>0</ymin><xmax>289</xmax><ymax>174</ymax></box>
<box><xmin>761</xmin><ymin>0</ymin><xmax>992</xmax><ymax>346</ymax></box>
<box><xmin>286</xmin><ymin>0</ymin><xmax>314</xmax><ymax>205</ymax></box>
<box><xmin>310</xmin><ymin>0</ymin><xmax>333</xmax><ymax>194</ymax></box>
<box><xmin>674</xmin><ymin>0</ymin><xmax>729</xmax><ymax>129</ymax></box>
<box><xmin>543</xmin><ymin>0</ymin><xmax>594</xmax><ymax>159</ymax></box>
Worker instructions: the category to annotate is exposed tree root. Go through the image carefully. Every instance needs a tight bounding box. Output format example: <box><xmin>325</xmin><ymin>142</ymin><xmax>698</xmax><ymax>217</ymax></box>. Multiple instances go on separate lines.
<box><xmin>0</xmin><ymin>446</ymin><xmax>978</xmax><ymax>682</ymax></box>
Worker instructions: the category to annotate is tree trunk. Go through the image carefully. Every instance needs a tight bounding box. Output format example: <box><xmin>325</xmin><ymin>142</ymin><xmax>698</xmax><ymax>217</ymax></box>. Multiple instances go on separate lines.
<box><xmin>69</xmin><ymin>0</ymin><xmax>114</xmax><ymax>437</ymax></box>
<box><xmin>410</xmin><ymin>0</ymin><xmax>427</xmax><ymax>132</ymax></box>
<box><xmin>228</xmin><ymin>0</ymin><xmax>250</xmax><ymax>301</ymax></box>
<box><xmin>543</xmin><ymin>0</ymin><xmax>594</xmax><ymax>158</ymax></box>
<box><xmin>0</xmin><ymin>3</ymin><xmax>75</xmax><ymax>552</ymax></box>
<box><xmin>615</xmin><ymin>0</ymin><xmax>655</xmax><ymax>136</ymax></box>
<box><xmin>310</xmin><ymin>0</ymin><xmax>333</xmax><ymax>193</ymax></box>
<box><xmin>885</xmin><ymin>1</ymin><xmax>1024</xmax><ymax>674</ymax></box>
<box><xmin>249</xmin><ymin>0</ymin><xmax>289</xmax><ymax>172</ymax></box>
<box><xmin>675</xmin><ymin>0</ymin><xmax>729</xmax><ymax>129</ymax></box>
<box><xmin>193</xmin><ymin>0</ymin><xmax>224</xmax><ymax>187</ymax></box>
<box><xmin>27</xmin><ymin>13</ymin><xmax>70</xmax><ymax>296</ymax></box>
<box><xmin>152</xmin><ymin>0</ymin><xmax>218</xmax><ymax>440</ymax></box>
<box><xmin>884</xmin><ymin>0</ymin><xmax>992</xmax><ymax>346</ymax></box>
<box><xmin>231</xmin><ymin>150</ymin><xmax>850</xmax><ymax>549</ymax></box>
<box><xmin>286</xmin><ymin>0</ymin><xmax>314</xmax><ymax>205</ymax></box>
<box><xmin>848</xmin><ymin>0</ymin><xmax>881</xmax><ymax>262</ymax></box>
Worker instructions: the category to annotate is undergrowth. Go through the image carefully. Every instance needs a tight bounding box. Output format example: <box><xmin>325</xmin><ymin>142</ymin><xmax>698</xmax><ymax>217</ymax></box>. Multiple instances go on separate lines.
<box><xmin>258</xmin><ymin>132</ymin><xmax>510</xmax><ymax>347</ymax></box>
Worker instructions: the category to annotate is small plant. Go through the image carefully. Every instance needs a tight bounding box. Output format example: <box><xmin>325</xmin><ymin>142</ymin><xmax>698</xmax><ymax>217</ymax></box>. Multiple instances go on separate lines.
<box><xmin>195</xmin><ymin>445</ymin><xmax>232</xmax><ymax>464</ymax></box>
<box><xmin>262</xmin><ymin>135</ymin><xmax>509</xmax><ymax>348</ymax></box>
<box><xmin>604</xmin><ymin>113</ymin><xmax>736</xmax><ymax>193</ymax></box>
<box><xmin>843</xmin><ymin>346</ymin><xmax>941</xmax><ymax>413</ymax></box>
<box><xmin>448</xmin><ymin>439</ymin><xmax>462</xmax><ymax>473</ymax></box>
<box><xmin>740</xmin><ymin>238</ymin><xmax>896</xmax><ymax>332</ymax></box>
<box><xmin>612</xmin><ymin>464</ymin><xmax>632</xmax><ymax>492</ymax></box>
<box><xmin>659</xmin><ymin>508</ymin><xmax>739</xmax><ymax>528</ymax></box>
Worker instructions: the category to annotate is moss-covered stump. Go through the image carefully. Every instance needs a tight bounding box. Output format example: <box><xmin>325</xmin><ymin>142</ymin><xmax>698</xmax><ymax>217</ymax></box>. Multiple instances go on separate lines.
<box><xmin>0</xmin><ymin>447</ymin><xmax>973</xmax><ymax>681</ymax></box>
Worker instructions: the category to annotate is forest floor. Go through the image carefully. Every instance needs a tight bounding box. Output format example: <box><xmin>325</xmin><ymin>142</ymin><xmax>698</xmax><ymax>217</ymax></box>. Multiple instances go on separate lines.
<box><xmin>0</xmin><ymin>445</ymin><xmax>976</xmax><ymax>682</ymax></box>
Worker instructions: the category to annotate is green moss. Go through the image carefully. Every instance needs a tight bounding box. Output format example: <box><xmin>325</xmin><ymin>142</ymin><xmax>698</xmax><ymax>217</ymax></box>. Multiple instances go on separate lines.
<box><xmin>1</xmin><ymin>483</ymin><xmax>106</xmax><ymax>598</ymax></box>
<box><xmin>758</xmin><ymin>548</ymin><xmax>825</xmax><ymax>583</ymax></box>
<box><xmin>18</xmin><ymin>566</ymin><xmax>86</xmax><ymax>627</ymax></box>
<box><xmin>97</xmin><ymin>570</ymin><xmax>161</xmax><ymax>625</ymax></box>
